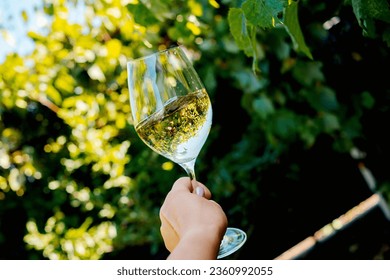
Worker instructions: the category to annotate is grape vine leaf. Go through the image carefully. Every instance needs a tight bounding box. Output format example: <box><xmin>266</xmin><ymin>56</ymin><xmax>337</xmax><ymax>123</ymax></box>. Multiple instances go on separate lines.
<box><xmin>283</xmin><ymin>1</ymin><xmax>313</xmax><ymax>59</ymax></box>
<box><xmin>126</xmin><ymin>3</ymin><xmax>159</xmax><ymax>25</ymax></box>
<box><xmin>228</xmin><ymin>7</ymin><xmax>255</xmax><ymax>57</ymax></box>
<box><xmin>350</xmin><ymin>0</ymin><xmax>390</xmax><ymax>42</ymax></box>
<box><xmin>242</xmin><ymin>0</ymin><xmax>284</xmax><ymax>28</ymax></box>
<box><xmin>352</xmin><ymin>0</ymin><xmax>390</xmax><ymax>25</ymax></box>
<box><xmin>228</xmin><ymin>0</ymin><xmax>313</xmax><ymax>65</ymax></box>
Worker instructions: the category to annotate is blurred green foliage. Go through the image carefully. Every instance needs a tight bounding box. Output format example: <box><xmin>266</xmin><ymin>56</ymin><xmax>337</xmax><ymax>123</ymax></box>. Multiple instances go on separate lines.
<box><xmin>0</xmin><ymin>0</ymin><xmax>389</xmax><ymax>259</ymax></box>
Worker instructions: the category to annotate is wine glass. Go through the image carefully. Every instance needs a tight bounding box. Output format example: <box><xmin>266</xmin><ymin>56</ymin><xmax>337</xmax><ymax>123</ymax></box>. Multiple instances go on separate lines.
<box><xmin>127</xmin><ymin>45</ymin><xmax>246</xmax><ymax>259</ymax></box>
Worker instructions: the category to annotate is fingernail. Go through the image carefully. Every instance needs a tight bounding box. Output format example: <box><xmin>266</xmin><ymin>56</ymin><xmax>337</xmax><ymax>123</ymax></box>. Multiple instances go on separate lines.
<box><xmin>195</xmin><ymin>186</ymin><xmax>204</xmax><ymax>197</ymax></box>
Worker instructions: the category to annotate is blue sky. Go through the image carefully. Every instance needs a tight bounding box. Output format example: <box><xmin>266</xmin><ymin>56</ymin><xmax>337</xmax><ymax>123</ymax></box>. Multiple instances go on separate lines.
<box><xmin>0</xmin><ymin>0</ymin><xmax>85</xmax><ymax>63</ymax></box>
<box><xmin>0</xmin><ymin>0</ymin><xmax>44</xmax><ymax>62</ymax></box>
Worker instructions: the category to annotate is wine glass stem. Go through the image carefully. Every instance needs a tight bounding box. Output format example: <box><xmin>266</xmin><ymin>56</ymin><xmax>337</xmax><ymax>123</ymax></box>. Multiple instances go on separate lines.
<box><xmin>179</xmin><ymin>159</ymin><xmax>198</xmax><ymax>190</ymax></box>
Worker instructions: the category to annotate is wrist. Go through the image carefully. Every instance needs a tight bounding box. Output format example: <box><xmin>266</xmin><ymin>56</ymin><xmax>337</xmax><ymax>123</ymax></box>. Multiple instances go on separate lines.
<box><xmin>168</xmin><ymin>226</ymin><xmax>225</xmax><ymax>260</ymax></box>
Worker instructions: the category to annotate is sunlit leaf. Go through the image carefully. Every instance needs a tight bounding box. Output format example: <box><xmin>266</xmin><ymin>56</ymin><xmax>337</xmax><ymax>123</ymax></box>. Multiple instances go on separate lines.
<box><xmin>283</xmin><ymin>1</ymin><xmax>313</xmax><ymax>59</ymax></box>
<box><xmin>188</xmin><ymin>0</ymin><xmax>203</xmax><ymax>17</ymax></box>
<box><xmin>87</xmin><ymin>64</ymin><xmax>106</xmax><ymax>82</ymax></box>
<box><xmin>242</xmin><ymin>0</ymin><xmax>284</xmax><ymax>28</ymax></box>
<box><xmin>228</xmin><ymin>8</ymin><xmax>254</xmax><ymax>57</ymax></box>
<box><xmin>106</xmin><ymin>39</ymin><xmax>122</xmax><ymax>59</ymax></box>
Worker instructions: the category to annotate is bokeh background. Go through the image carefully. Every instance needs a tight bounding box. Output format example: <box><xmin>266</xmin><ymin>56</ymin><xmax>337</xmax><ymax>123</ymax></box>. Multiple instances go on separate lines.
<box><xmin>1</xmin><ymin>0</ymin><xmax>390</xmax><ymax>260</ymax></box>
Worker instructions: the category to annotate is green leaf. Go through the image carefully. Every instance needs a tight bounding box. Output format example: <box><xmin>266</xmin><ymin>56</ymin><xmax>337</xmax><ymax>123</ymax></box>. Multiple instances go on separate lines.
<box><xmin>242</xmin><ymin>0</ymin><xmax>285</xmax><ymax>28</ymax></box>
<box><xmin>361</xmin><ymin>91</ymin><xmax>375</xmax><ymax>109</ymax></box>
<box><xmin>306</xmin><ymin>86</ymin><xmax>339</xmax><ymax>112</ymax></box>
<box><xmin>283</xmin><ymin>1</ymin><xmax>313</xmax><ymax>59</ymax></box>
<box><xmin>351</xmin><ymin>0</ymin><xmax>390</xmax><ymax>25</ymax></box>
<box><xmin>253</xmin><ymin>95</ymin><xmax>275</xmax><ymax>119</ymax></box>
<box><xmin>322</xmin><ymin>112</ymin><xmax>340</xmax><ymax>133</ymax></box>
<box><xmin>351</xmin><ymin>0</ymin><xmax>390</xmax><ymax>38</ymax></box>
<box><xmin>148</xmin><ymin>0</ymin><xmax>174</xmax><ymax>21</ymax></box>
<box><xmin>318</xmin><ymin>87</ymin><xmax>339</xmax><ymax>111</ymax></box>
<box><xmin>292</xmin><ymin>61</ymin><xmax>324</xmax><ymax>86</ymax></box>
<box><xmin>228</xmin><ymin>8</ymin><xmax>254</xmax><ymax>57</ymax></box>
<box><xmin>342</xmin><ymin>115</ymin><xmax>362</xmax><ymax>139</ymax></box>
<box><xmin>271</xmin><ymin>110</ymin><xmax>299</xmax><ymax>139</ymax></box>
<box><xmin>126</xmin><ymin>3</ymin><xmax>159</xmax><ymax>26</ymax></box>
<box><xmin>232</xmin><ymin>69</ymin><xmax>267</xmax><ymax>93</ymax></box>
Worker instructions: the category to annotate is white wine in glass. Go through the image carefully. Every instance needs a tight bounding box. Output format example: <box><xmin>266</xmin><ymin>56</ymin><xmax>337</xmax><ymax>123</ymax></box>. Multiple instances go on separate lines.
<box><xmin>127</xmin><ymin>45</ymin><xmax>246</xmax><ymax>259</ymax></box>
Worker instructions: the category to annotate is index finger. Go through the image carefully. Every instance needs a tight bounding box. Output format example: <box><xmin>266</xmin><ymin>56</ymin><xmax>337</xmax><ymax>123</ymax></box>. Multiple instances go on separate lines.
<box><xmin>171</xmin><ymin>177</ymin><xmax>212</xmax><ymax>199</ymax></box>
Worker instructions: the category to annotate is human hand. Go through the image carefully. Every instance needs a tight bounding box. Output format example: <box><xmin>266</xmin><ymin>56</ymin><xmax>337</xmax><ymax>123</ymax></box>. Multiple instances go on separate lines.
<box><xmin>159</xmin><ymin>177</ymin><xmax>228</xmax><ymax>259</ymax></box>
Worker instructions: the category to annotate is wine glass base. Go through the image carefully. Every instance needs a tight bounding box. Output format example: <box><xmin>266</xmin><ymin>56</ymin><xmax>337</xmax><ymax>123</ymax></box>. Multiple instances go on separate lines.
<box><xmin>217</xmin><ymin>227</ymin><xmax>247</xmax><ymax>259</ymax></box>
